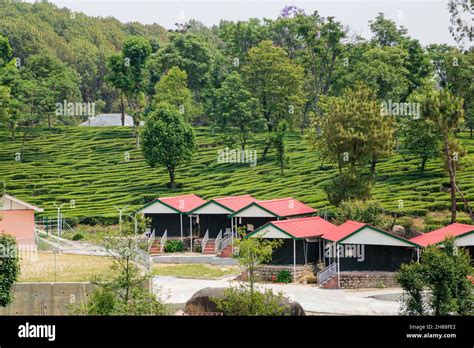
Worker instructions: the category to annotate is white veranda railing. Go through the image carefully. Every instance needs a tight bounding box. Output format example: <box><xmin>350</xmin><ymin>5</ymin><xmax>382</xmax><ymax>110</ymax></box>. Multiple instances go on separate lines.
<box><xmin>160</xmin><ymin>229</ymin><xmax>168</xmax><ymax>253</ymax></box>
<box><xmin>201</xmin><ymin>229</ymin><xmax>209</xmax><ymax>252</ymax></box>
<box><xmin>317</xmin><ymin>262</ymin><xmax>338</xmax><ymax>284</ymax></box>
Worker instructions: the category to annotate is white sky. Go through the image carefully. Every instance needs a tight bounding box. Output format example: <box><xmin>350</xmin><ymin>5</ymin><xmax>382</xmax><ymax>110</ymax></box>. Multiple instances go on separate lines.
<box><xmin>26</xmin><ymin>0</ymin><xmax>457</xmax><ymax>46</ymax></box>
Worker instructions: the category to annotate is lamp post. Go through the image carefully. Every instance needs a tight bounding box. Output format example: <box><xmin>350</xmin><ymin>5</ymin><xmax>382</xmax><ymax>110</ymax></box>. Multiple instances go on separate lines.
<box><xmin>114</xmin><ymin>205</ymin><xmax>128</xmax><ymax>232</ymax></box>
<box><xmin>53</xmin><ymin>202</ymin><xmax>65</xmax><ymax>283</ymax></box>
<box><xmin>128</xmin><ymin>214</ymin><xmax>138</xmax><ymax>235</ymax></box>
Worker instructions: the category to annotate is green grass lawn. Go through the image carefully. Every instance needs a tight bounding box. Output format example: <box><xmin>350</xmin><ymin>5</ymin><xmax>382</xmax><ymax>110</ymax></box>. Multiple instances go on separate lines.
<box><xmin>1</xmin><ymin>126</ymin><xmax>474</xmax><ymax>229</ymax></box>
<box><xmin>151</xmin><ymin>263</ymin><xmax>240</xmax><ymax>279</ymax></box>
<box><xmin>19</xmin><ymin>252</ymin><xmax>113</xmax><ymax>282</ymax></box>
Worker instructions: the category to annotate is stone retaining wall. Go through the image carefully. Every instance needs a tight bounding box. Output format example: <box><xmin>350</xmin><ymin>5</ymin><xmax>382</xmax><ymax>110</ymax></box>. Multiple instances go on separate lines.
<box><xmin>253</xmin><ymin>264</ymin><xmax>316</xmax><ymax>282</ymax></box>
<box><xmin>339</xmin><ymin>272</ymin><xmax>399</xmax><ymax>289</ymax></box>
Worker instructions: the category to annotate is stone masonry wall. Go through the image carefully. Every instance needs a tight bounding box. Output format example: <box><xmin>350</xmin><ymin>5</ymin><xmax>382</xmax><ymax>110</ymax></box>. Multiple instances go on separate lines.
<box><xmin>339</xmin><ymin>272</ymin><xmax>399</xmax><ymax>289</ymax></box>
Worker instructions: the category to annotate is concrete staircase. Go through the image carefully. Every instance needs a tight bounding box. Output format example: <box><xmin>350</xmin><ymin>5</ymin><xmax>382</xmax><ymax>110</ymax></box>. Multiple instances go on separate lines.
<box><xmin>202</xmin><ymin>239</ymin><xmax>216</xmax><ymax>254</ymax></box>
<box><xmin>149</xmin><ymin>241</ymin><xmax>162</xmax><ymax>256</ymax></box>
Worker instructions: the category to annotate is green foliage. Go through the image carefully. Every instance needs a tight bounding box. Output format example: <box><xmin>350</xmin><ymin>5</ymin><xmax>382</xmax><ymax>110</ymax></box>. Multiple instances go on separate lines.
<box><xmin>396</xmin><ymin>262</ymin><xmax>426</xmax><ymax>315</ymax></box>
<box><xmin>212</xmin><ymin>71</ymin><xmax>261</xmax><ymax>150</ymax></box>
<box><xmin>164</xmin><ymin>240</ymin><xmax>184</xmax><ymax>253</ymax></box>
<box><xmin>325</xmin><ymin>172</ymin><xmax>373</xmax><ymax>206</ymax></box>
<box><xmin>213</xmin><ymin>283</ymin><xmax>288</xmax><ymax>316</ymax></box>
<box><xmin>0</xmin><ymin>233</ymin><xmax>20</xmax><ymax>307</ymax></box>
<box><xmin>310</xmin><ymin>83</ymin><xmax>394</xmax><ymax>174</ymax></box>
<box><xmin>335</xmin><ymin>200</ymin><xmax>384</xmax><ymax>227</ymax></box>
<box><xmin>72</xmin><ymin>233</ymin><xmax>84</xmax><ymax>241</ymax></box>
<box><xmin>396</xmin><ymin>237</ymin><xmax>473</xmax><ymax>315</ymax></box>
<box><xmin>276</xmin><ymin>270</ymin><xmax>292</xmax><ymax>284</ymax></box>
<box><xmin>69</xmin><ymin>215</ymin><xmax>167</xmax><ymax>315</ymax></box>
<box><xmin>399</xmin><ymin>117</ymin><xmax>440</xmax><ymax>174</ymax></box>
<box><xmin>242</xmin><ymin>40</ymin><xmax>304</xmax><ymax>158</ymax></box>
<box><xmin>141</xmin><ymin>105</ymin><xmax>197</xmax><ymax>189</ymax></box>
<box><xmin>152</xmin><ymin>66</ymin><xmax>199</xmax><ymax>122</ymax></box>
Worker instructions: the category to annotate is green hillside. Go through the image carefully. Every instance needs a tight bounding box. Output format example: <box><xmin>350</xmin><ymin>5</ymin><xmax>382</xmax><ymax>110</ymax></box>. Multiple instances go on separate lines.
<box><xmin>1</xmin><ymin>127</ymin><xmax>474</xmax><ymax>225</ymax></box>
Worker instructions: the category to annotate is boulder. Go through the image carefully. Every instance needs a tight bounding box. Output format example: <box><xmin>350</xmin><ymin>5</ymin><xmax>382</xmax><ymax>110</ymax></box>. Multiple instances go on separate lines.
<box><xmin>184</xmin><ymin>287</ymin><xmax>305</xmax><ymax>316</ymax></box>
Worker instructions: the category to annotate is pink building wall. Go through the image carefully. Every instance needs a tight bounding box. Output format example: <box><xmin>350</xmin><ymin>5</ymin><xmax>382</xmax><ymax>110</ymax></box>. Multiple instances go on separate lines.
<box><xmin>0</xmin><ymin>210</ymin><xmax>35</xmax><ymax>246</ymax></box>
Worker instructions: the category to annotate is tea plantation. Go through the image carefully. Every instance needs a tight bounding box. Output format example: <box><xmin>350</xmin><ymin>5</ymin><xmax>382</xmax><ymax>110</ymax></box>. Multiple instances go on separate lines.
<box><xmin>1</xmin><ymin>127</ymin><xmax>473</xmax><ymax>227</ymax></box>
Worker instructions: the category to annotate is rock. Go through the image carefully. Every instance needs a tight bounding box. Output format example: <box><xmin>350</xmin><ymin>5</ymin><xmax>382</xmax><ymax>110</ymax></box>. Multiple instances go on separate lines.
<box><xmin>184</xmin><ymin>287</ymin><xmax>225</xmax><ymax>314</ymax></box>
<box><xmin>184</xmin><ymin>287</ymin><xmax>305</xmax><ymax>316</ymax></box>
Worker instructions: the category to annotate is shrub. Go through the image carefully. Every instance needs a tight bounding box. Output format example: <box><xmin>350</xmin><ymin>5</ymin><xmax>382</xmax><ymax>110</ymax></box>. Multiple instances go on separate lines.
<box><xmin>212</xmin><ymin>284</ymin><xmax>288</xmax><ymax>316</ymax></box>
<box><xmin>324</xmin><ymin>171</ymin><xmax>373</xmax><ymax>206</ymax></box>
<box><xmin>335</xmin><ymin>199</ymin><xmax>384</xmax><ymax>227</ymax></box>
<box><xmin>164</xmin><ymin>240</ymin><xmax>184</xmax><ymax>253</ymax></box>
<box><xmin>276</xmin><ymin>270</ymin><xmax>292</xmax><ymax>283</ymax></box>
<box><xmin>72</xmin><ymin>233</ymin><xmax>84</xmax><ymax>241</ymax></box>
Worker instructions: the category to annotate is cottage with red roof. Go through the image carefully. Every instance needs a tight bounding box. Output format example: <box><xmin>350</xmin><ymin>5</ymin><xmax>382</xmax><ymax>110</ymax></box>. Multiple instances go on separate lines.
<box><xmin>138</xmin><ymin>194</ymin><xmax>206</xmax><ymax>247</ymax></box>
<box><xmin>189</xmin><ymin>195</ymin><xmax>257</xmax><ymax>239</ymax></box>
<box><xmin>321</xmin><ymin>221</ymin><xmax>419</xmax><ymax>277</ymax></box>
<box><xmin>247</xmin><ymin>216</ymin><xmax>337</xmax><ymax>278</ymax></box>
<box><xmin>410</xmin><ymin>223</ymin><xmax>474</xmax><ymax>260</ymax></box>
<box><xmin>229</xmin><ymin>197</ymin><xmax>317</xmax><ymax>233</ymax></box>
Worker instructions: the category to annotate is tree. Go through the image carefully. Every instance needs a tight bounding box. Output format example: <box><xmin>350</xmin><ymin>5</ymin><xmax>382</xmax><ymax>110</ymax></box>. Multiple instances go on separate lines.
<box><xmin>423</xmin><ymin>89</ymin><xmax>472</xmax><ymax>222</ymax></box>
<box><xmin>396</xmin><ymin>237</ymin><xmax>473</xmax><ymax>315</ymax></box>
<box><xmin>106</xmin><ymin>53</ymin><xmax>130</xmax><ymax>126</ymax></box>
<box><xmin>0</xmin><ymin>233</ymin><xmax>20</xmax><ymax>307</ymax></box>
<box><xmin>242</xmin><ymin>40</ymin><xmax>304</xmax><ymax>160</ymax></box>
<box><xmin>141</xmin><ymin>105</ymin><xmax>197</xmax><ymax>189</ymax></box>
<box><xmin>309</xmin><ymin>83</ymin><xmax>394</xmax><ymax>174</ymax></box>
<box><xmin>447</xmin><ymin>0</ymin><xmax>473</xmax><ymax>49</ymax></box>
<box><xmin>122</xmin><ymin>36</ymin><xmax>152</xmax><ymax>140</ymax></box>
<box><xmin>70</xmin><ymin>217</ymin><xmax>167</xmax><ymax>315</ymax></box>
<box><xmin>212</xmin><ymin>71</ymin><xmax>260</xmax><ymax>150</ymax></box>
<box><xmin>272</xmin><ymin>121</ymin><xmax>289</xmax><ymax>174</ymax></box>
<box><xmin>152</xmin><ymin>66</ymin><xmax>199</xmax><ymax>122</ymax></box>
<box><xmin>399</xmin><ymin>117</ymin><xmax>440</xmax><ymax>174</ymax></box>
<box><xmin>153</xmin><ymin>33</ymin><xmax>212</xmax><ymax>100</ymax></box>
<box><xmin>428</xmin><ymin>45</ymin><xmax>474</xmax><ymax>137</ymax></box>
<box><xmin>295</xmin><ymin>12</ymin><xmax>345</xmax><ymax>129</ymax></box>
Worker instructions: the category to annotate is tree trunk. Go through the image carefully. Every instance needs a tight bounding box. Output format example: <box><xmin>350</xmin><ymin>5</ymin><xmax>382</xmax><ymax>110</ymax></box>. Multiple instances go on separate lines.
<box><xmin>120</xmin><ymin>94</ymin><xmax>125</xmax><ymax>127</ymax></box>
<box><xmin>454</xmin><ymin>183</ymin><xmax>474</xmax><ymax>222</ymax></box>
<box><xmin>370</xmin><ymin>156</ymin><xmax>377</xmax><ymax>175</ymax></box>
<box><xmin>444</xmin><ymin>139</ymin><xmax>457</xmax><ymax>223</ymax></box>
<box><xmin>420</xmin><ymin>156</ymin><xmax>428</xmax><ymax>174</ymax></box>
<box><xmin>169</xmin><ymin>169</ymin><xmax>175</xmax><ymax>190</ymax></box>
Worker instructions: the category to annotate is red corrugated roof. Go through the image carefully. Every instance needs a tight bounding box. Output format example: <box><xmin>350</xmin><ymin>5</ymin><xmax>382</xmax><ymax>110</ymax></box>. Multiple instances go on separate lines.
<box><xmin>269</xmin><ymin>216</ymin><xmax>337</xmax><ymax>239</ymax></box>
<box><xmin>214</xmin><ymin>195</ymin><xmax>258</xmax><ymax>212</ymax></box>
<box><xmin>322</xmin><ymin>220</ymin><xmax>366</xmax><ymax>242</ymax></box>
<box><xmin>410</xmin><ymin>223</ymin><xmax>474</xmax><ymax>247</ymax></box>
<box><xmin>256</xmin><ymin>197</ymin><xmax>316</xmax><ymax>217</ymax></box>
<box><xmin>159</xmin><ymin>194</ymin><xmax>206</xmax><ymax>213</ymax></box>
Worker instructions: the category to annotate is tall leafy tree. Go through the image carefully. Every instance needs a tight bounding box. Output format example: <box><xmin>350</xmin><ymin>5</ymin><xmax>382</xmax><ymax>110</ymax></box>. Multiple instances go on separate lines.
<box><xmin>309</xmin><ymin>83</ymin><xmax>394</xmax><ymax>174</ymax></box>
<box><xmin>423</xmin><ymin>89</ymin><xmax>472</xmax><ymax>222</ymax></box>
<box><xmin>152</xmin><ymin>66</ymin><xmax>199</xmax><ymax>122</ymax></box>
<box><xmin>242</xmin><ymin>40</ymin><xmax>304</xmax><ymax>160</ymax></box>
<box><xmin>141</xmin><ymin>105</ymin><xmax>197</xmax><ymax>189</ymax></box>
<box><xmin>122</xmin><ymin>36</ymin><xmax>152</xmax><ymax>140</ymax></box>
<box><xmin>212</xmin><ymin>71</ymin><xmax>260</xmax><ymax>150</ymax></box>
